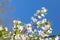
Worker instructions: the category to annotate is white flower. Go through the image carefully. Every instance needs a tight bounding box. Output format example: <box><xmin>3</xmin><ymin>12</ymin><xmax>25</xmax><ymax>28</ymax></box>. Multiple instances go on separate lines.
<box><xmin>44</xmin><ymin>34</ymin><xmax>49</xmax><ymax>37</ymax></box>
<box><xmin>42</xmin><ymin>7</ymin><xmax>47</xmax><ymax>13</ymax></box>
<box><xmin>42</xmin><ymin>7</ymin><xmax>46</xmax><ymax>9</ymax></box>
<box><xmin>0</xmin><ymin>26</ymin><xmax>3</xmax><ymax>30</ymax></box>
<box><xmin>29</xmin><ymin>34</ymin><xmax>33</xmax><ymax>37</ymax></box>
<box><xmin>38</xmin><ymin>30</ymin><xmax>43</xmax><ymax>35</ymax></box>
<box><xmin>37</xmin><ymin>21</ymin><xmax>42</xmax><ymax>28</ymax></box>
<box><xmin>13</xmin><ymin>25</ymin><xmax>16</xmax><ymax>28</ymax></box>
<box><xmin>21</xmin><ymin>35</ymin><xmax>26</xmax><ymax>40</ymax></box>
<box><xmin>18</xmin><ymin>20</ymin><xmax>22</xmax><ymax>24</ymax></box>
<box><xmin>27</xmin><ymin>24</ymin><xmax>32</xmax><ymax>27</ymax></box>
<box><xmin>38</xmin><ymin>30</ymin><xmax>49</xmax><ymax>37</ymax></box>
<box><xmin>18</xmin><ymin>26</ymin><xmax>23</xmax><ymax>31</ymax></box>
<box><xmin>41</xmin><ymin>27</ymin><xmax>46</xmax><ymax>30</ymax></box>
<box><xmin>39</xmin><ymin>37</ymin><xmax>45</xmax><ymax>40</ymax></box>
<box><xmin>48</xmin><ymin>30</ymin><xmax>52</xmax><ymax>34</ymax></box>
<box><xmin>13</xmin><ymin>33</ymin><xmax>15</xmax><ymax>36</ymax></box>
<box><xmin>42</xmin><ymin>19</ymin><xmax>47</xmax><ymax>23</ymax></box>
<box><xmin>40</xmin><ymin>32</ymin><xmax>46</xmax><ymax>37</ymax></box>
<box><xmin>50</xmin><ymin>28</ymin><xmax>53</xmax><ymax>30</ymax></box>
<box><xmin>49</xmin><ymin>38</ymin><xmax>52</xmax><ymax>40</ymax></box>
<box><xmin>5</xmin><ymin>27</ymin><xmax>8</xmax><ymax>31</ymax></box>
<box><xmin>34</xmin><ymin>29</ymin><xmax>37</xmax><ymax>32</ymax></box>
<box><xmin>27</xmin><ymin>27</ymin><xmax>32</xmax><ymax>32</ymax></box>
<box><xmin>55</xmin><ymin>36</ymin><xmax>59</xmax><ymax>40</ymax></box>
<box><xmin>37</xmin><ymin>21</ymin><xmax>41</xmax><ymax>25</ymax></box>
<box><xmin>13</xmin><ymin>20</ymin><xmax>17</xmax><ymax>24</ymax></box>
<box><xmin>45</xmin><ymin>24</ymin><xmax>50</xmax><ymax>27</ymax></box>
<box><xmin>37</xmin><ymin>15</ymin><xmax>42</xmax><ymax>19</ymax></box>
<box><xmin>15</xmin><ymin>34</ymin><xmax>20</xmax><ymax>40</ymax></box>
<box><xmin>31</xmin><ymin>17</ymin><xmax>37</xmax><ymax>22</ymax></box>
<box><xmin>40</xmin><ymin>7</ymin><xmax>47</xmax><ymax>14</ymax></box>
<box><xmin>41</xmin><ymin>26</ymin><xmax>51</xmax><ymax>31</ymax></box>
<box><xmin>41</xmin><ymin>27</ymin><xmax>47</xmax><ymax>31</ymax></box>
<box><xmin>9</xmin><ymin>31</ymin><xmax>12</xmax><ymax>36</ymax></box>
<box><xmin>41</xmin><ymin>14</ymin><xmax>45</xmax><ymax>17</ymax></box>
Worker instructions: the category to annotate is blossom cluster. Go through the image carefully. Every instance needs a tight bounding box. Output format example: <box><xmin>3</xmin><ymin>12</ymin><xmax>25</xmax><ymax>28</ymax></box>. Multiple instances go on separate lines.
<box><xmin>0</xmin><ymin>7</ymin><xmax>60</xmax><ymax>40</ymax></box>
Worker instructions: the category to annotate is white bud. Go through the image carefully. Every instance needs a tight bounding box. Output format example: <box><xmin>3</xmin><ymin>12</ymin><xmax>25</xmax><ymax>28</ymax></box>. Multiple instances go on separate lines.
<box><xmin>41</xmin><ymin>14</ymin><xmax>45</xmax><ymax>17</ymax></box>
<box><xmin>13</xmin><ymin>20</ymin><xmax>17</xmax><ymax>23</ymax></box>
<box><xmin>42</xmin><ymin>7</ymin><xmax>47</xmax><ymax>13</ymax></box>
<box><xmin>38</xmin><ymin>15</ymin><xmax>42</xmax><ymax>19</ymax></box>
<box><xmin>21</xmin><ymin>35</ymin><xmax>26</xmax><ymax>40</ymax></box>
<box><xmin>42</xmin><ymin>7</ymin><xmax>46</xmax><ymax>10</ymax></box>
<box><xmin>50</xmin><ymin>28</ymin><xmax>53</xmax><ymax>30</ymax></box>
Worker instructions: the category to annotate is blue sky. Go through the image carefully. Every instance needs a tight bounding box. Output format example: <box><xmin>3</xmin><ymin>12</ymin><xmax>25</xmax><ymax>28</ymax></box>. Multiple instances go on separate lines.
<box><xmin>0</xmin><ymin>0</ymin><xmax>60</xmax><ymax>35</ymax></box>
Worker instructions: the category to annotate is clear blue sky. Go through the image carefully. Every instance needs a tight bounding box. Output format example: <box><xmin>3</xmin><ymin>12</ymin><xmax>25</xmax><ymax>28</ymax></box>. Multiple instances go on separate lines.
<box><xmin>0</xmin><ymin>0</ymin><xmax>60</xmax><ymax>35</ymax></box>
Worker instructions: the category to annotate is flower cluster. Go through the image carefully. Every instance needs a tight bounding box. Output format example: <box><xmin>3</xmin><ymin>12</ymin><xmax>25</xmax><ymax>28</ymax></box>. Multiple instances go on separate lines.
<box><xmin>0</xmin><ymin>7</ymin><xmax>60</xmax><ymax>40</ymax></box>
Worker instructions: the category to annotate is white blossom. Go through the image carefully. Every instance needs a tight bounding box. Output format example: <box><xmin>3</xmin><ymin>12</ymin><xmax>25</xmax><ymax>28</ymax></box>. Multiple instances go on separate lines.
<box><xmin>31</xmin><ymin>17</ymin><xmax>37</xmax><ymax>22</ymax></box>
<box><xmin>0</xmin><ymin>26</ymin><xmax>3</xmax><ymax>30</ymax></box>
<box><xmin>41</xmin><ymin>19</ymin><xmax>47</xmax><ymax>23</ymax></box>
<box><xmin>55</xmin><ymin>36</ymin><xmax>59</xmax><ymax>40</ymax></box>
<box><xmin>27</xmin><ymin>26</ymin><xmax>32</xmax><ymax>32</ymax></box>
<box><xmin>29</xmin><ymin>34</ymin><xmax>33</xmax><ymax>37</ymax></box>
<box><xmin>27</xmin><ymin>24</ymin><xmax>32</xmax><ymax>27</ymax></box>
<box><xmin>5</xmin><ymin>27</ymin><xmax>8</xmax><ymax>31</ymax></box>
<box><xmin>38</xmin><ymin>30</ymin><xmax>43</xmax><ymax>35</ymax></box>
<box><xmin>34</xmin><ymin>29</ymin><xmax>37</xmax><ymax>32</ymax></box>
<box><xmin>38</xmin><ymin>30</ymin><xmax>49</xmax><ymax>37</ymax></box>
<box><xmin>37</xmin><ymin>21</ymin><xmax>41</xmax><ymax>25</ymax></box>
<box><xmin>45</xmin><ymin>25</ymin><xmax>50</xmax><ymax>28</ymax></box>
<box><xmin>13</xmin><ymin>20</ymin><xmax>17</xmax><ymax>24</ymax></box>
<box><xmin>15</xmin><ymin>34</ymin><xmax>21</xmax><ymax>40</ymax></box>
<box><xmin>41</xmin><ymin>14</ymin><xmax>45</xmax><ymax>17</ymax></box>
<box><xmin>41</xmin><ymin>27</ymin><xmax>46</xmax><ymax>30</ymax></box>
<box><xmin>17</xmin><ymin>26</ymin><xmax>23</xmax><ymax>31</ymax></box>
<box><xmin>42</xmin><ymin>7</ymin><xmax>47</xmax><ymax>13</ymax></box>
<box><xmin>17</xmin><ymin>20</ymin><xmax>22</xmax><ymax>24</ymax></box>
<box><xmin>37</xmin><ymin>15</ymin><xmax>42</xmax><ymax>19</ymax></box>
<box><xmin>41</xmin><ymin>26</ymin><xmax>51</xmax><ymax>31</ymax></box>
<box><xmin>47</xmin><ymin>29</ymin><xmax>52</xmax><ymax>34</ymax></box>
<box><xmin>21</xmin><ymin>35</ymin><xmax>26</xmax><ymax>40</ymax></box>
